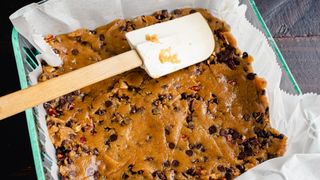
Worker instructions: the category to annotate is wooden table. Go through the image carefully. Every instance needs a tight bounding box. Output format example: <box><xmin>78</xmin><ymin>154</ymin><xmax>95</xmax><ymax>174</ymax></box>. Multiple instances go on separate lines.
<box><xmin>0</xmin><ymin>0</ymin><xmax>319</xmax><ymax>178</ymax></box>
<box><xmin>256</xmin><ymin>0</ymin><xmax>320</xmax><ymax>93</ymax></box>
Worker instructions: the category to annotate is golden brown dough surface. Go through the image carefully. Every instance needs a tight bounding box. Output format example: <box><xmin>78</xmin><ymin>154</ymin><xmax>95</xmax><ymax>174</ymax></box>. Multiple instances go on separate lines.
<box><xmin>41</xmin><ymin>8</ymin><xmax>286</xmax><ymax>180</ymax></box>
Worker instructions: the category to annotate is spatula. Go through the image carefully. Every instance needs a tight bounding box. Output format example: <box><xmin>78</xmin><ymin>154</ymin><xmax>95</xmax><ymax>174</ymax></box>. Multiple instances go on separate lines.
<box><xmin>0</xmin><ymin>12</ymin><xmax>214</xmax><ymax>120</ymax></box>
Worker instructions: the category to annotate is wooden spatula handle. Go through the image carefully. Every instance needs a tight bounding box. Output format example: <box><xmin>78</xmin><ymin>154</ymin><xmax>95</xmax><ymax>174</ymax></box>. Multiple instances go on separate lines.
<box><xmin>0</xmin><ymin>50</ymin><xmax>142</xmax><ymax>120</ymax></box>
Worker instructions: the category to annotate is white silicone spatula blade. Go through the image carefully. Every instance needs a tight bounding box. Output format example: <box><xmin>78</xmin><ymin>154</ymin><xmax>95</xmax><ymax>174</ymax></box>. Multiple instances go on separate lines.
<box><xmin>126</xmin><ymin>12</ymin><xmax>215</xmax><ymax>78</ymax></box>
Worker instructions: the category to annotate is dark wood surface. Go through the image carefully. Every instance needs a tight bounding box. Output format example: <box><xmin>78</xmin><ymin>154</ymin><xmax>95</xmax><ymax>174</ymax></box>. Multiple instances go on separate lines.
<box><xmin>256</xmin><ymin>0</ymin><xmax>320</xmax><ymax>93</ymax></box>
<box><xmin>0</xmin><ymin>0</ymin><xmax>319</xmax><ymax>178</ymax></box>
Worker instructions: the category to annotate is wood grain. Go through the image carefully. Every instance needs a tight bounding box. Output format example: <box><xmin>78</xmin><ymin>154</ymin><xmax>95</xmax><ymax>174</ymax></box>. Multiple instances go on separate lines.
<box><xmin>255</xmin><ymin>0</ymin><xmax>320</xmax><ymax>37</ymax></box>
<box><xmin>255</xmin><ymin>0</ymin><xmax>320</xmax><ymax>93</ymax></box>
<box><xmin>275</xmin><ymin>36</ymin><xmax>320</xmax><ymax>93</ymax></box>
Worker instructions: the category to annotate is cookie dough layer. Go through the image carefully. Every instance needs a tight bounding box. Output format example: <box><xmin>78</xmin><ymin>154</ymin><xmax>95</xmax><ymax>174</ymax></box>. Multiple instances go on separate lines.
<box><xmin>41</xmin><ymin>8</ymin><xmax>286</xmax><ymax>180</ymax></box>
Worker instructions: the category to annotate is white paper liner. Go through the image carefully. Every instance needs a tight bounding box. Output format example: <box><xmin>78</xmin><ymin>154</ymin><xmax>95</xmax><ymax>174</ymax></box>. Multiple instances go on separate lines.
<box><xmin>9</xmin><ymin>0</ymin><xmax>320</xmax><ymax>179</ymax></box>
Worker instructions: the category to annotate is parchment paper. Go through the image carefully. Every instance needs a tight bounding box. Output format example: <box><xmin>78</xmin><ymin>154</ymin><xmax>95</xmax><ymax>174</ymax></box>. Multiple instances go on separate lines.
<box><xmin>10</xmin><ymin>0</ymin><xmax>320</xmax><ymax>179</ymax></box>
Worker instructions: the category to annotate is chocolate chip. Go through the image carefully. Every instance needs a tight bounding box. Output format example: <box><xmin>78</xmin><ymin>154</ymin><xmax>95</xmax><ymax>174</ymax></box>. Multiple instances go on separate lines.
<box><xmin>109</xmin><ymin>134</ymin><xmax>118</xmax><ymax>142</ymax></box>
<box><xmin>229</xmin><ymin>129</ymin><xmax>241</xmax><ymax>139</ymax></box>
<box><xmin>119</xmin><ymin>26</ymin><xmax>126</xmax><ymax>31</ymax></box>
<box><xmin>122</xmin><ymin>173</ymin><xmax>129</xmax><ymax>179</ymax></box>
<box><xmin>256</xmin><ymin>115</ymin><xmax>264</xmax><ymax>124</ymax></box>
<box><xmin>152</xmin><ymin>170</ymin><xmax>167</xmax><ymax>180</ymax></box>
<box><xmin>40</xmin><ymin>60</ymin><xmax>48</xmax><ymax>66</ymax></box>
<box><xmin>89</xmin><ymin>30</ymin><xmax>97</xmax><ymax>35</ymax></box>
<box><xmin>95</xmin><ymin>109</ymin><xmax>106</xmax><ymax>115</ymax></box>
<box><xmin>190</xmin><ymin>9</ymin><xmax>197</xmax><ymax>14</ymax></box>
<box><xmin>256</xmin><ymin>157</ymin><xmax>263</xmax><ymax>163</ymax></box>
<box><xmin>186</xmin><ymin>122</ymin><xmax>194</xmax><ymax>129</ymax></box>
<box><xmin>237</xmin><ymin>151</ymin><xmax>246</xmax><ymax>160</ymax></box>
<box><xmin>181</xmin><ymin>92</ymin><xmax>188</xmax><ymax>100</ymax></box>
<box><xmin>128</xmin><ymin>164</ymin><xmax>134</xmax><ymax>171</ymax></box>
<box><xmin>267</xmin><ymin>153</ymin><xmax>276</xmax><ymax>159</ymax></box>
<box><xmin>261</xmin><ymin>89</ymin><xmax>266</xmax><ymax>95</ymax></box>
<box><xmin>234</xmin><ymin>59</ymin><xmax>240</xmax><ymax>65</ymax></box>
<box><xmin>71</xmin><ymin>49</ymin><xmax>79</xmax><ymax>55</ymax></box>
<box><xmin>145</xmin><ymin>135</ymin><xmax>152</xmax><ymax>142</ymax></box>
<box><xmin>163</xmin><ymin>160</ymin><xmax>170</xmax><ymax>167</ymax></box>
<box><xmin>236</xmin><ymin>164</ymin><xmax>246</xmax><ymax>173</ymax></box>
<box><xmin>243</xmin><ymin>114</ymin><xmax>250</xmax><ymax>121</ymax></box>
<box><xmin>188</xmin><ymin>101</ymin><xmax>195</xmax><ymax>112</ymax></box>
<box><xmin>75</xmin><ymin>36</ymin><xmax>81</xmax><ymax>42</ymax></box>
<box><xmin>219</xmin><ymin>129</ymin><xmax>228</xmax><ymax>137</ymax></box>
<box><xmin>161</xmin><ymin>9</ymin><xmax>169</xmax><ymax>18</ymax></box>
<box><xmin>225</xmin><ymin>172</ymin><xmax>232</xmax><ymax>180</ymax></box>
<box><xmin>276</xmin><ymin>133</ymin><xmax>284</xmax><ymax>139</ymax></box>
<box><xmin>214</xmin><ymin>30</ymin><xmax>225</xmax><ymax>41</ymax></box>
<box><xmin>185</xmin><ymin>168</ymin><xmax>196</xmax><ymax>176</ymax></box>
<box><xmin>185</xmin><ymin>149</ymin><xmax>194</xmax><ymax>156</ymax></box>
<box><xmin>52</xmin><ymin>48</ymin><xmax>60</xmax><ymax>54</ymax></box>
<box><xmin>105</xmin><ymin>100</ymin><xmax>113</xmax><ymax>107</ymax></box>
<box><xmin>193</xmin><ymin>93</ymin><xmax>201</xmax><ymax>100</ymax></box>
<box><xmin>145</xmin><ymin>156</ymin><xmax>154</xmax><ymax>161</ymax></box>
<box><xmin>195</xmin><ymin>143</ymin><xmax>205</xmax><ymax>152</ymax></box>
<box><xmin>262</xmin><ymin>139</ymin><xmax>271</xmax><ymax>146</ymax></box>
<box><xmin>225</xmin><ymin>167</ymin><xmax>233</xmax><ymax>174</ymax></box>
<box><xmin>203</xmin><ymin>156</ymin><xmax>209</xmax><ymax>162</ymax></box>
<box><xmin>217</xmin><ymin>165</ymin><xmax>225</xmax><ymax>172</ymax></box>
<box><xmin>65</xmin><ymin>120</ymin><xmax>73</xmax><ymax>127</ymax></box>
<box><xmin>227</xmin><ymin>59</ymin><xmax>236</xmax><ymax>70</ymax></box>
<box><xmin>252</xmin><ymin>112</ymin><xmax>261</xmax><ymax>118</ymax></box>
<box><xmin>104</xmin><ymin>140</ymin><xmax>110</xmax><ymax>146</ymax></box>
<box><xmin>265</xmin><ymin>107</ymin><xmax>269</xmax><ymax>115</ymax></box>
<box><xmin>208</xmin><ymin>125</ymin><xmax>217</xmax><ymax>135</ymax></box>
<box><xmin>210</xmin><ymin>59</ymin><xmax>216</xmax><ymax>64</ymax></box>
<box><xmin>189</xmin><ymin>144</ymin><xmax>195</xmax><ymax>149</ymax></box>
<box><xmin>244</xmin><ymin>145</ymin><xmax>253</xmax><ymax>156</ymax></box>
<box><xmin>254</xmin><ymin>127</ymin><xmax>269</xmax><ymax>138</ymax></box>
<box><xmin>186</xmin><ymin>115</ymin><xmax>193</xmax><ymax>123</ymax></box>
<box><xmin>192</xmin><ymin>159</ymin><xmax>200</xmax><ymax>164</ymax></box>
<box><xmin>92</xmin><ymin>148</ymin><xmax>99</xmax><ymax>156</ymax></box>
<box><xmin>47</xmin><ymin>120</ymin><xmax>55</xmax><ymax>128</ymax></box>
<box><xmin>152</xmin><ymin>100</ymin><xmax>161</xmax><ymax>107</ymax></box>
<box><xmin>243</xmin><ymin>52</ymin><xmax>249</xmax><ymax>58</ymax></box>
<box><xmin>168</xmin><ymin>142</ymin><xmax>175</xmax><ymax>149</ymax></box>
<box><xmin>161</xmin><ymin>85</ymin><xmax>168</xmax><ymax>89</ymax></box>
<box><xmin>247</xmin><ymin>73</ymin><xmax>256</xmax><ymax>80</ymax></box>
<box><xmin>130</xmin><ymin>106</ymin><xmax>137</xmax><ymax>114</ymax></box>
<box><xmin>99</xmin><ymin>34</ymin><xmax>105</xmax><ymax>41</ymax></box>
<box><xmin>58</xmin><ymin>98</ymin><xmax>66</xmax><ymax>107</ymax></box>
<box><xmin>165</xmin><ymin>128</ymin><xmax>170</xmax><ymax>135</ymax></box>
<box><xmin>173</xmin><ymin>106</ymin><xmax>180</xmax><ymax>112</ymax></box>
<box><xmin>173</xmin><ymin>9</ymin><xmax>182</xmax><ymax>15</ymax></box>
<box><xmin>209</xmin><ymin>94</ymin><xmax>219</xmax><ymax>104</ymax></box>
<box><xmin>249</xmin><ymin>138</ymin><xmax>259</xmax><ymax>146</ymax></box>
<box><xmin>172</xmin><ymin>160</ymin><xmax>180</xmax><ymax>167</ymax></box>
<box><xmin>158</xmin><ymin>94</ymin><xmax>167</xmax><ymax>101</ymax></box>
<box><xmin>208</xmin><ymin>98</ymin><xmax>218</xmax><ymax>104</ymax></box>
<box><xmin>137</xmin><ymin>170</ymin><xmax>144</xmax><ymax>175</ymax></box>
<box><xmin>81</xmin><ymin>41</ymin><xmax>88</xmax><ymax>46</ymax></box>
<box><xmin>217</xmin><ymin>45</ymin><xmax>235</xmax><ymax>63</ymax></box>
